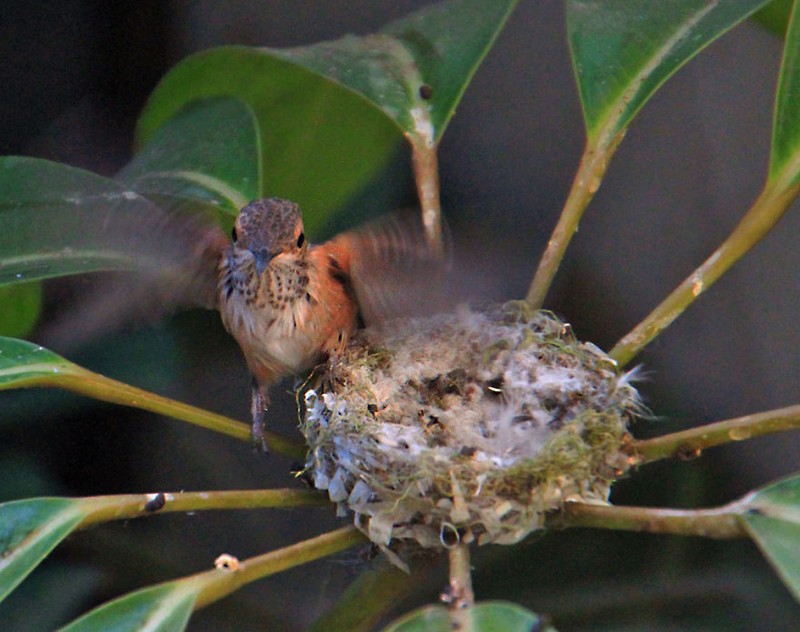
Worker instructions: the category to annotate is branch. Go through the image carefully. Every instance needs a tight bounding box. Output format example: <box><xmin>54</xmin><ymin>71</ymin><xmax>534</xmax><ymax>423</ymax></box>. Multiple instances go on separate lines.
<box><xmin>36</xmin><ymin>365</ymin><xmax>307</xmax><ymax>459</ymax></box>
<box><xmin>410</xmin><ymin>136</ymin><xmax>444</xmax><ymax>257</ymax></box>
<box><xmin>609</xmin><ymin>180</ymin><xmax>800</xmax><ymax>367</ymax></box>
<box><xmin>548</xmin><ymin>501</ymin><xmax>747</xmax><ymax>539</ymax></box>
<box><xmin>78</xmin><ymin>488</ymin><xmax>328</xmax><ymax>528</ymax></box>
<box><xmin>629</xmin><ymin>403</ymin><xmax>800</xmax><ymax>465</ymax></box>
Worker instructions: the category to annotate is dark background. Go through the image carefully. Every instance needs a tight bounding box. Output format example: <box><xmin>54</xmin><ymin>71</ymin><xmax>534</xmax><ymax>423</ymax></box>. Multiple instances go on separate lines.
<box><xmin>2</xmin><ymin>1</ymin><xmax>800</xmax><ymax>630</ymax></box>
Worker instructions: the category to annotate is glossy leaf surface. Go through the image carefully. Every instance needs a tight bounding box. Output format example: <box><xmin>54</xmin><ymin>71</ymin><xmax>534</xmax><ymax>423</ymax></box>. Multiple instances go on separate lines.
<box><xmin>0</xmin><ymin>157</ymin><xmax>146</xmax><ymax>284</ymax></box>
<box><xmin>0</xmin><ymin>336</ymin><xmax>73</xmax><ymax>388</ymax></box>
<box><xmin>59</xmin><ymin>581</ymin><xmax>197</xmax><ymax>632</ymax></box>
<box><xmin>0</xmin><ymin>283</ymin><xmax>42</xmax><ymax>337</ymax></box>
<box><xmin>270</xmin><ymin>0</ymin><xmax>518</xmax><ymax>143</ymax></box>
<box><xmin>383</xmin><ymin>601</ymin><xmax>554</xmax><ymax>632</ymax></box>
<box><xmin>742</xmin><ymin>474</ymin><xmax>800</xmax><ymax>601</ymax></box>
<box><xmin>0</xmin><ymin>98</ymin><xmax>256</xmax><ymax>287</ymax></box>
<box><xmin>567</xmin><ymin>0</ymin><xmax>771</xmax><ymax>142</ymax></box>
<box><xmin>135</xmin><ymin>46</ymin><xmax>398</xmax><ymax>235</ymax></box>
<box><xmin>135</xmin><ymin>0</ymin><xmax>516</xmax><ymax>232</ymax></box>
<box><xmin>118</xmin><ymin>97</ymin><xmax>261</xmax><ymax>218</ymax></box>
<box><xmin>0</xmin><ymin>498</ymin><xmax>84</xmax><ymax>602</ymax></box>
<box><xmin>770</xmin><ymin>0</ymin><xmax>800</xmax><ymax>184</ymax></box>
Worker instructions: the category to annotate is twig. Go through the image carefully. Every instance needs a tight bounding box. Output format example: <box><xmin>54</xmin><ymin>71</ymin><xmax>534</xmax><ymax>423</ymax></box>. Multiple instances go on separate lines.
<box><xmin>410</xmin><ymin>136</ymin><xmax>444</xmax><ymax>257</ymax></box>
<box><xmin>548</xmin><ymin>501</ymin><xmax>747</xmax><ymax>539</ymax></box>
<box><xmin>77</xmin><ymin>488</ymin><xmax>329</xmax><ymax>528</ymax></box>
<box><xmin>444</xmin><ymin>541</ymin><xmax>475</xmax><ymax>631</ymax></box>
<box><xmin>526</xmin><ymin>139</ymin><xmax>618</xmax><ymax>309</ymax></box>
<box><xmin>628</xmin><ymin>403</ymin><xmax>800</xmax><ymax>464</ymax></box>
<box><xmin>609</xmin><ymin>179</ymin><xmax>800</xmax><ymax>367</ymax></box>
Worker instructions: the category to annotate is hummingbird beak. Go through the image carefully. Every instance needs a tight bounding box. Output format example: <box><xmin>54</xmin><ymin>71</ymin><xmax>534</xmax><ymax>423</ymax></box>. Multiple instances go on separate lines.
<box><xmin>252</xmin><ymin>248</ymin><xmax>274</xmax><ymax>276</ymax></box>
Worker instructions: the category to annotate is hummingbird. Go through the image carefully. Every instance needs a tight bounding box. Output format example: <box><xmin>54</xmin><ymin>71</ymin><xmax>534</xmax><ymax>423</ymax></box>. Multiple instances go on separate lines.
<box><xmin>39</xmin><ymin>196</ymin><xmax>445</xmax><ymax>450</ymax></box>
<box><xmin>217</xmin><ymin>198</ymin><xmax>446</xmax><ymax>450</ymax></box>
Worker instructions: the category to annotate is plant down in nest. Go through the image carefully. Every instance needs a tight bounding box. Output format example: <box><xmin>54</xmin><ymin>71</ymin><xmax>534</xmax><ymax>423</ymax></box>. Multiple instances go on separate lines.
<box><xmin>302</xmin><ymin>302</ymin><xmax>642</xmax><ymax>567</ymax></box>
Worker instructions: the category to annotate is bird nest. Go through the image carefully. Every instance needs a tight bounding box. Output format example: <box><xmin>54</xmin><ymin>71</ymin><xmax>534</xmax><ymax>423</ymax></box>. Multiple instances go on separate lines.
<box><xmin>299</xmin><ymin>302</ymin><xmax>640</xmax><ymax>566</ymax></box>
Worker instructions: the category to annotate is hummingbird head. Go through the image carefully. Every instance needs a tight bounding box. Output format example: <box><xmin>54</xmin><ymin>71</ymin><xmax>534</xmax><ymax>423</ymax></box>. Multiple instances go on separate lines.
<box><xmin>231</xmin><ymin>198</ymin><xmax>307</xmax><ymax>275</ymax></box>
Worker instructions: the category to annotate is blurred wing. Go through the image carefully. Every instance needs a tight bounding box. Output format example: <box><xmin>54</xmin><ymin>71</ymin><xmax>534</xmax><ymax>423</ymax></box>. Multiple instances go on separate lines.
<box><xmin>40</xmin><ymin>201</ymin><xmax>228</xmax><ymax>350</ymax></box>
<box><xmin>324</xmin><ymin>210</ymin><xmax>451</xmax><ymax>326</ymax></box>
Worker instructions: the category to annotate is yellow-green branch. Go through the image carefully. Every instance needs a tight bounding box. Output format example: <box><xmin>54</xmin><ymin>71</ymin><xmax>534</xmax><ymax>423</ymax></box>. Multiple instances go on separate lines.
<box><xmin>22</xmin><ymin>364</ymin><xmax>306</xmax><ymax>460</ymax></box>
<box><xmin>629</xmin><ymin>403</ymin><xmax>800</xmax><ymax>464</ymax></box>
<box><xmin>192</xmin><ymin>526</ymin><xmax>366</xmax><ymax>610</ymax></box>
<box><xmin>526</xmin><ymin>132</ymin><xmax>624</xmax><ymax>309</ymax></box>
<box><xmin>78</xmin><ymin>488</ymin><xmax>328</xmax><ymax>528</ymax></box>
<box><xmin>550</xmin><ymin>501</ymin><xmax>746</xmax><ymax>539</ymax></box>
<box><xmin>610</xmin><ymin>179</ymin><xmax>800</xmax><ymax>366</ymax></box>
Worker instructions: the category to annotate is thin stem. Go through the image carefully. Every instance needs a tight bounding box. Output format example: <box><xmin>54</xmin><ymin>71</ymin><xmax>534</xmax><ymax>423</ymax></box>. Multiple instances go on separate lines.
<box><xmin>192</xmin><ymin>526</ymin><xmax>366</xmax><ymax>610</ymax></box>
<box><xmin>629</xmin><ymin>403</ymin><xmax>800</xmax><ymax>465</ymax></box>
<box><xmin>29</xmin><ymin>364</ymin><xmax>306</xmax><ymax>460</ymax></box>
<box><xmin>549</xmin><ymin>501</ymin><xmax>747</xmax><ymax>539</ymax></box>
<box><xmin>446</xmin><ymin>541</ymin><xmax>475</xmax><ymax>632</ymax></box>
<box><xmin>609</xmin><ymin>178</ymin><xmax>800</xmax><ymax>367</ymax></box>
<box><xmin>78</xmin><ymin>488</ymin><xmax>328</xmax><ymax>528</ymax></box>
<box><xmin>526</xmin><ymin>132</ymin><xmax>624</xmax><ymax>309</ymax></box>
<box><xmin>410</xmin><ymin>136</ymin><xmax>444</xmax><ymax>257</ymax></box>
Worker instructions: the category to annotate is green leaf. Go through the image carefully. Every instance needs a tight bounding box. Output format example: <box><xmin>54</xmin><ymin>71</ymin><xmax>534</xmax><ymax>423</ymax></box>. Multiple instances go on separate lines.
<box><xmin>567</xmin><ymin>0</ymin><xmax>772</xmax><ymax>143</ymax></box>
<box><xmin>382</xmin><ymin>601</ymin><xmax>555</xmax><ymax>632</ymax></box>
<box><xmin>0</xmin><ymin>497</ymin><xmax>84</xmax><ymax>602</ymax></box>
<box><xmin>755</xmin><ymin>0</ymin><xmax>793</xmax><ymax>36</ymax></box>
<box><xmin>135</xmin><ymin>47</ymin><xmax>399</xmax><ymax>235</ymax></box>
<box><xmin>118</xmin><ymin>98</ymin><xmax>261</xmax><ymax>219</ymax></box>
<box><xmin>741</xmin><ymin>474</ymin><xmax>800</xmax><ymax>601</ymax></box>
<box><xmin>770</xmin><ymin>0</ymin><xmax>800</xmax><ymax>184</ymax></box>
<box><xmin>0</xmin><ymin>98</ymin><xmax>256</xmax><ymax>287</ymax></box>
<box><xmin>59</xmin><ymin>581</ymin><xmax>197</xmax><ymax>632</ymax></box>
<box><xmin>0</xmin><ymin>157</ymin><xmax>148</xmax><ymax>284</ymax></box>
<box><xmin>0</xmin><ymin>337</ymin><xmax>73</xmax><ymax>389</ymax></box>
<box><xmin>270</xmin><ymin>0</ymin><xmax>518</xmax><ymax>144</ymax></box>
<box><xmin>0</xmin><ymin>283</ymin><xmax>42</xmax><ymax>337</ymax></box>
<box><xmin>135</xmin><ymin>0</ymin><xmax>516</xmax><ymax>233</ymax></box>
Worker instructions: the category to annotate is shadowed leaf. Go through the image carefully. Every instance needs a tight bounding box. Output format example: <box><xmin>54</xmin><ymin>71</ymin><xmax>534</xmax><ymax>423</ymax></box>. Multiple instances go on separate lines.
<box><xmin>135</xmin><ymin>0</ymin><xmax>516</xmax><ymax>232</ymax></box>
<box><xmin>59</xmin><ymin>581</ymin><xmax>198</xmax><ymax>632</ymax></box>
<box><xmin>769</xmin><ymin>1</ymin><xmax>800</xmax><ymax>184</ymax></box>
<box><xmin>741</xmin><ymin>474</ymin><xmax>800</xmax><ymax>602</ymax></box>
<box><xmin>567</xmin><ymin>0</ymin><xmax>771</xmax><ymax>143</ymax></box>
<box><xmin>270</xmin><ymin>0</ymin><xmax>518</xmax><ymax>144</ymax></box>
<box><xmin>382</xmin><ymin>601</ymin><xmax>555</xmax><ymax>632</ymax></box>
<box><xmin>0</xmin><ymin>283</ymin><xmax>42</xmax><ymax>337</ymax></box>
<box><xmin>0</xmin><ymin>498</ymin><xmax>84</xmax><ymax>603</ymax></box>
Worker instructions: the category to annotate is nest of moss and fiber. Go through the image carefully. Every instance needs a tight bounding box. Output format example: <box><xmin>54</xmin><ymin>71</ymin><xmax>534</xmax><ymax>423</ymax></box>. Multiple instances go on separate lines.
<box><xmin>300</xmin><ymin>302</ymin><xmax>641</xmax><ymax>563</ymax></box>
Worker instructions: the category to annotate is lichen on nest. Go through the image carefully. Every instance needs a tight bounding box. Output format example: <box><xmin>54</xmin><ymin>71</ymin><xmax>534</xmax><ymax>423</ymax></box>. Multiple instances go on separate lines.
<box><xmin>300</xmin><ymin>302</ymin><xmax>641</xmax><ymax>565</ymax></box>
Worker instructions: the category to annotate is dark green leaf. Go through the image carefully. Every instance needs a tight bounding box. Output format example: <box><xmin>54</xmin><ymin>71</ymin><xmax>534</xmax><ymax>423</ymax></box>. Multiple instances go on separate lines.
<box><xmin>271</xmin><ymin>0</ymin><xmax>518</xmax><ymax>143</ymax></box>
<box><xmin>135</xmin><ymin>0</ymin><xmax>516</xmax><ymax>233</ymax></box>
<box><xmin>118</xmin><ymin>98</ymin><xmax>261</xmax><ymax>220</ymax></box>
<box><xmin>59</xmin><ymin>581</ymin><xmax>196</xmax><ymax>632</ymax></box>
<box><xmin>770</xmin><ymin>0</ymin><xmax>800</xmax><ymax>183</ymax></box>
<box><xmin>0</xmin><ymin>157</ymin><xmax>149</xmax><ymax>284</ymax></box>
<box><xmin>0</xmin><ymin>99</ymin><xmax>252</xmax><ymax>288</ymax></box>
<box><xmin>0</xmin><ymin>337</ymin><xmax>74</xmax><ymax>389</ymax></box>
<box><xmin>755</xmin><ymin>0</ymin><xmax>793</xmax><ymax>35</ymax></box>
<box><xmin>382</xmin><ymin>601</ymin><xmax>555</xmax><ymax>632</ymax></box>
<box><xmin>741</xmin><ymin>474</ymin><xmax>800</xmax><ymax>601</ymax></box>
<box><xmin>0</xmin><ymin>498</ymin><xmax>84</xmax><ymax>602</ymax></box>
<box><xmin>135</xmin><ymin>47</ymin><xmax>400</xmax><ymax>235</ymax></box>
<box><xmin>0</xmin><ymin>283</ymin><xmax>42</xmax><ymax>337</ymax></box>
<box><xmin>567</xmin><ymin>0</ymin><xmax>772</xmax><ymax>142</ymax></box>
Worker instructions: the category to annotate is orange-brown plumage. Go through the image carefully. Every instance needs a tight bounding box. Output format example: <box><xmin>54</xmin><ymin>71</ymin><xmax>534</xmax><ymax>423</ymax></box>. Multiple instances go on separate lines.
<box><xmin>218</xmin><ymin>197</ymin><xmax>445</xmax><ymax>449</ymax></box>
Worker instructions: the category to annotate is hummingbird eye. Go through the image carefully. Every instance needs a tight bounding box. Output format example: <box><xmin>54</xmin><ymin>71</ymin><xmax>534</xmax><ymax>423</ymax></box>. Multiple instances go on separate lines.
<box><xmin>296</xmin><ymin>232</ymin><xmax>305</xmax><ymax>248</ymax></box>
<box><xmin>231</xmin><ymin>226</ymin><xmax>238</xmax><ymax>242</ymax></box>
